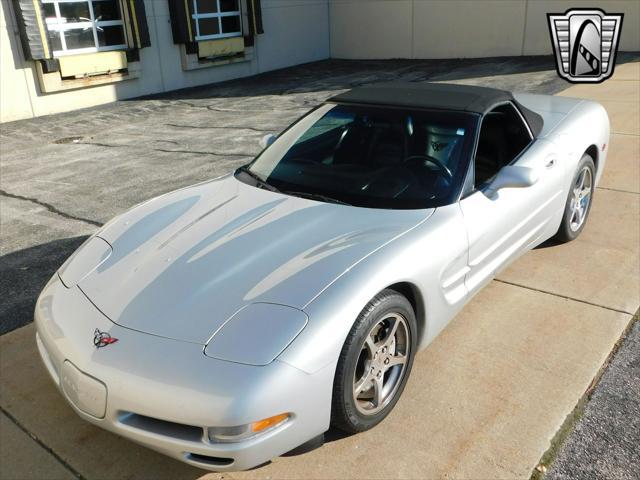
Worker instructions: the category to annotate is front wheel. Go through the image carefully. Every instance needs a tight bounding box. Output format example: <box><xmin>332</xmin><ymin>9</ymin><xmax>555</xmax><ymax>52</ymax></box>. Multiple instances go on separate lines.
<box><xmin>331</xmin><ymin>290</ymin><xmax>417</xmax><ymax>433</ymax></box>
<box><xmin>554</xmin><ymin>153</ymin><xmax>595</xmax><ymax>243</ymax></box>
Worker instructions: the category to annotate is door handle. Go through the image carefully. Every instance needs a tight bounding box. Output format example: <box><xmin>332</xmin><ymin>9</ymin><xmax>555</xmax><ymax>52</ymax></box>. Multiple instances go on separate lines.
<box><xmin>545</xmin><ymin>158</ymin><xmax>556</xmax><ymax>169</ymax></box>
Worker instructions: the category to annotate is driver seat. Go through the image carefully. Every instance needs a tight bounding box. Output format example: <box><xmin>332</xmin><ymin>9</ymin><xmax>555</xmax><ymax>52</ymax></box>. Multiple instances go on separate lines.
<box><xmin>369</xmin><ymin>127</ymin><xmax>406</xmax><ymax>166</ymax></box>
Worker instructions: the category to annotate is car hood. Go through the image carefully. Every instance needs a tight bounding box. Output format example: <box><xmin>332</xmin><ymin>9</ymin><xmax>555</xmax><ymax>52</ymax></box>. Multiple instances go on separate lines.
<box><xmin>78</xmin><ymin>175</ymin><xmax>432</xmax><ymax>344</ymax></box>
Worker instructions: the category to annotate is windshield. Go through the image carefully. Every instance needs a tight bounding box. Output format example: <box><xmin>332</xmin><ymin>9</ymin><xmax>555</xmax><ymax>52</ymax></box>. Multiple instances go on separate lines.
<box><xmin>238</xmin><ymin>103</ymin><xmax>479</xmax><ymax>209</ymax></box>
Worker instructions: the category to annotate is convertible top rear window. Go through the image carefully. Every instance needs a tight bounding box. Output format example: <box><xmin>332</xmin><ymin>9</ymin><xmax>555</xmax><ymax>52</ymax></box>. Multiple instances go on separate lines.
<box><xmin>241</xmin><ymin>104</ymin><xmax>479</xmax><ymax>209</ymax></box>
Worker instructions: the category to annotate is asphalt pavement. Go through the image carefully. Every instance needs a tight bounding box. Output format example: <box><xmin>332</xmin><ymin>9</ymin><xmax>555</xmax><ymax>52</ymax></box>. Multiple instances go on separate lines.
<box><xmin>546</xmin><ymin>317</ymin><xmax>639</xmax><ymax>480</ymax></box>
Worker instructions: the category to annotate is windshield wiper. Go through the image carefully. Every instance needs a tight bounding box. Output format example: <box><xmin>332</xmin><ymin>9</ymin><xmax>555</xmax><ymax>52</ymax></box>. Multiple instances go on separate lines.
<box><xmin>283</xmin><ymin>191</ymin><xmax>352</xmax><ymax>206</ymax></box>
<box><xmin>236</xmin><ymin>166</ymin><xmax>280</xmax><ymax>192</ymax></box>
<box><xmin>236</xmin><ymin>168</ymin><xmax>349</xmax><ymax>205</ymax></box>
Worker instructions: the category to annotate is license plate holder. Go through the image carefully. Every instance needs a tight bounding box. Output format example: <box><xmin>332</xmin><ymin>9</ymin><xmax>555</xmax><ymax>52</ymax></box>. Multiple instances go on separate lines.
<box><xmin>61</xmin><ymin>360</ymin><xmax>107</xmax><ymax>419</ymax></box>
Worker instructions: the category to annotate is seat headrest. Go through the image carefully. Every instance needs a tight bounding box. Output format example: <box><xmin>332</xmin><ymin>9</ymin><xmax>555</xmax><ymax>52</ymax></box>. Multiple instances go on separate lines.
<box><xmin>425</xmin><ymin>127</ymin><xmax>461</xmax><ymax>163</ymax></box>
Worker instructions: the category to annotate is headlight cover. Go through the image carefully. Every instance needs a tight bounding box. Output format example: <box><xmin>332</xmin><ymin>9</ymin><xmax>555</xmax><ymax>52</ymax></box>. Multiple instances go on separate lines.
<box><xmin>204</xmin><ymin>303</ymin><xmax>308</xmax><ymax>366</ymax></box>
<box><xmin>58</xmin><ymin>236</ymin><xmax>112</xmax><ymax>288</ymax></box>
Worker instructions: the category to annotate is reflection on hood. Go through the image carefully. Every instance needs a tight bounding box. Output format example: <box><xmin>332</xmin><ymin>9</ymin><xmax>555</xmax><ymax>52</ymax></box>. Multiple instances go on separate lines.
<box><xmin>79</xmin><ymin>176</ymin><xmax>430</xmax><ymax>343</ymax></box>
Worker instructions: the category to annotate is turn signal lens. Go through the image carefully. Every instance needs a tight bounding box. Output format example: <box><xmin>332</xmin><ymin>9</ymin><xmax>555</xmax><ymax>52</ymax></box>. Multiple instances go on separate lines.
<box><xmin>208</xmin><ymin>413</ymin><xmax>290</xmax><ymax>443</ymax></box>
<box><xmin>251</xmin><ymin>413</ymin><xmax>289</xmax><ymax>433</ymax></box>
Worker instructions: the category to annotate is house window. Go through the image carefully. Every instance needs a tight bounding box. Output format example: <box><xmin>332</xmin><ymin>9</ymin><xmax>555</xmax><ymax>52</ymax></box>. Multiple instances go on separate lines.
<box><xmin>42</xmin><ymin>0</ymin><xmax>128</xmax><ymax>56</ymax></box>
<box><xmin>192</xmin><ymin>0</ymin><xmax>242</xmax><ymax>41</ymax></box>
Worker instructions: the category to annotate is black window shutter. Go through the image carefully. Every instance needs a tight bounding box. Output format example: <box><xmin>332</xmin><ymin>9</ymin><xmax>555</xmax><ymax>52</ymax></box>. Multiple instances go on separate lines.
<box><xmin>125</xmin><ymin>0</ymin><xmax>151</xmax><ymax>48</ymax></box>
<box><xmin>12</xmin><ymin>0</ymin><xmax>52</xmax><ymax>60</ymax></box>
<box><xmin>168</xmin><ymin>0</ymin><xmax>195</xmax><ymax>44</ymax></box>
<box><xmin>246</xmin><ymin>0</ymin><xmax>264</xmax><ymax>36</ymax></box>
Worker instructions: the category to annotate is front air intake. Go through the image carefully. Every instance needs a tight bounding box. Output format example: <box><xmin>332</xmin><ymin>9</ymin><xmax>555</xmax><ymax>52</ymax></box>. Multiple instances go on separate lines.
<box><xmin>185</xmin><ymin>453</ymin><xmax>234</xmax><ymax>467</ymax></box>
<box><xmin>118</xmin><ymin>412</ymin><xmax>203</xmax><ymax>442</ymax></box>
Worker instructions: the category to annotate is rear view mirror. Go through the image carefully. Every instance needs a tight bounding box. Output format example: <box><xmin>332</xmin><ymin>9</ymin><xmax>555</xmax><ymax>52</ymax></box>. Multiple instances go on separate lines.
<box><xmin>259</xmin><ymin>134</ymin><xmax>277</xmax><ymax>149</ymax></box>
<box><xmin>486</xmin><ymin>165</ymin><xmax>538</xmax><ymax>196</ymax></box>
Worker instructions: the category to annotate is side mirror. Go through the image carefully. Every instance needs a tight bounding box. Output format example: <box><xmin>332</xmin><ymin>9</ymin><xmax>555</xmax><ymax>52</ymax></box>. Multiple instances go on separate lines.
<box><xmin>259</xmin><ymin>134</ymin><xmax>277</xmax><ymax>149</ymax></box>
<box><xmin>486</xmin><ymin>165</ymin><xmax>538</xmax><ymax>196</ymax></box>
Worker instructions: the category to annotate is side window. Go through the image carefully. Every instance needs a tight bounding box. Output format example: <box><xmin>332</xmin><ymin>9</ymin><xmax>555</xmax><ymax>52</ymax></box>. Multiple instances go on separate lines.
<box><xmin>43</xmin><ymin>0</ymin><xmax>128</xmax><ymax>56</ymax></box>
<box><xmin>474</xmin><ymin>103</ymin><xmax>532</xmax><ymax>188</ymax></box>
<box><xmin>192</xmin><ymin>0</ymin><xmax>243</xmax><ymax>41</ymax></box>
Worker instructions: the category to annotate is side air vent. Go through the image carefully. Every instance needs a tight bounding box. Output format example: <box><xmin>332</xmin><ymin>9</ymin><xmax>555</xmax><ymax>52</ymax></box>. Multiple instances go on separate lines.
<box><xmin>185</xmin><ymin>453</ymin><xmax>234</xmax><ymax>467</ymax></box>
<box><xmin>119</xmin><ymin>412</ymin><xmax>203</xmax><ymax>442</ymax></box>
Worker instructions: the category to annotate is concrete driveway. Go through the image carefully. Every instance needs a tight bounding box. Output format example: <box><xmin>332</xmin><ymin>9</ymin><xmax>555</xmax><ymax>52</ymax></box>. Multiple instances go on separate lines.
<box><xmin>0</xmin><ymin>56</ymin><xmax>638</xmax><ymax>479</ymax></box>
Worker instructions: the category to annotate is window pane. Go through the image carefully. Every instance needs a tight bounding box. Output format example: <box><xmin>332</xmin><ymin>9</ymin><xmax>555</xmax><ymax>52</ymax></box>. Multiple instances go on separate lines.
<box><xmin>59</xmin><ymin>1</ymin><xmax>91</xmax><ymax>24</ymax></box>
<box><xmin>43</xmin><ymin>3</ymin><xmax>57</xmax><ymax>23</ymax></box>
<box><xmin>93</xmin><ymin>0</ymin><xmax>122</xmax><ymax>21</ymax></box>
<box><xmin>473</xmin><ymin>104</ymin><xmax>531</xmax><ymax>187</ymax></box>
<box><xmin>246</xmin><ymin>104</ymin><xmax>478</xmax><ymax>210</ymax></box>
<box><xmin>49</xmin><ymin>30</ymin><xmax>63</xmax><ymax>51</ymax></box>
<box><xmin>97</xmin><ymin>25</ymin><xmax>125</xmax><ymax>46</ymax></box>
<box><xmin>219</xmin><ymin>0</ymin><xmax>239</xmax><ymax>12</ymax></box>
<box><xmin>221</xmin><ymin>15</ymin><xmax>240</xmax><ymax>34</ymax></box>
<box><xmin>63</xmin><ymin>28</ymin><xmax>96</xmax><ymax>50</ymax></box>
<box><xmin>198</xmin><ymin>18</ymin><xmax>220</xmax><ymax>36</ymax></box>
<box><xmin>196</xmin><ymin>0</ymin><xmax>218</xmax><ymax>14</ymax></box>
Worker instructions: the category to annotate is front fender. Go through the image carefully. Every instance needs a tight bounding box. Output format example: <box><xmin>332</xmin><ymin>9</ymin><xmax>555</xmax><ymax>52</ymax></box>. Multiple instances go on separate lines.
<box><xmin>551</xmin><ymin>100</ymin><xmax>610</xmax><ymax>186</ymax></box>
<box><xmin>278</xmin><ymin>204</ymin><xmax>469</xmax><ymax>374</ymax></box>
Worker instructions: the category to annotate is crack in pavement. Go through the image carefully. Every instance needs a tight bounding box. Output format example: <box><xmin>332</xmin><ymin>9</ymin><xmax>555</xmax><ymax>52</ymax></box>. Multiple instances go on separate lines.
<box><xmin>78</xmin><ymin>141</ymin><xmax>126</xmax><ymax>148</ymax></box>
<box><xmin>77</xmin><ymin>141</ymin><xmax>256</xmax><ymax>158</ymax></box>
<box><xmin>494</xmin><ymin>278</ymin><xmax>634</xmax><ymax>315</ymax></box>
<box><xmin>165</xmin><ymin>123</ymin><xmax>280</xmax><ymax>132</ymax></box>
<box><xmin>206</xmin><ymin>105</ymin><xmax>305</xmax><ymax>113</ymax></box>
<box><xmin>153</xmin><ymin>148</ymin><xmax>254</xmax><ymax>157</ymax></box>
<box><xmin>0</xmin><ymin>189</ymin><xmax>103</xmax><ymax>228</ymax></box>
<box><xmin>610</xmin><ymin>132</ymin><xmax>640</xmax><ymax>137</ymax></box>
<box><xmin>596</xmin><ymin>186</ymin><xmax>640</xmax><ymax>195</ymax></box>
<box><xmin>1</xmin><ymin>407</ymin><xmax>86</xmax><ymax>480</ymax></box>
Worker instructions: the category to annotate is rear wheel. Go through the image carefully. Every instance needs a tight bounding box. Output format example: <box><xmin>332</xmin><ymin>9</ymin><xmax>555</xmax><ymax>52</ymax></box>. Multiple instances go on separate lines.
<box><xmin>554</xmin><ymin>153</ymin><xmax>595</xmax><ymax>243</ymax></box>
<box><xmin>331</xmin><ymin>290</ymin><xmax>417</xmax><ymax>433</ymax></box>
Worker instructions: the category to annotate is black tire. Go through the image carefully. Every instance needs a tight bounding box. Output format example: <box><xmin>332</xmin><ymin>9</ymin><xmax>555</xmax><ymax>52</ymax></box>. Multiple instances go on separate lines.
<box><xmin>554</xmin><ymin>153</ymin><xmax>596</xmax><ymax>243</ymax></box>
<box><xmin>331</xmin><ymin>289</ymin><xmax>417</xmax><ymax>433</ymax></box>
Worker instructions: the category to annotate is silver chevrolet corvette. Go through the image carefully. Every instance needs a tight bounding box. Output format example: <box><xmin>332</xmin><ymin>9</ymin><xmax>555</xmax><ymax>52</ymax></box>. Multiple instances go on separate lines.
<box><xmin>35</xmin><ymin>83</ymin><xmax>609</xmax><ymax>471</ymax></box>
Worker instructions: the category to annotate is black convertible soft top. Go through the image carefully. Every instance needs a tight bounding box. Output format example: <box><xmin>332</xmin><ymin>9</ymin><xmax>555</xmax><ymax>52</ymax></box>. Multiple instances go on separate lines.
<box><xmin>330</xmin><ymin>82</ymin><xmax>543</xmax><ymax>137</ymax></box>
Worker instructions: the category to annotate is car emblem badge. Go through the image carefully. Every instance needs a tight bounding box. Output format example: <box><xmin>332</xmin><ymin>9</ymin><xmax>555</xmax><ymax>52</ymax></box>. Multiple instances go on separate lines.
<box><xmin>431</xmin><ymin>141</ymin><xmax>448</xmax><ymax>152</ymax></box>
<box><xmin>93</xmin><ymin>328</ymin><xmax>118</xmax><ymax>348</ymax></box>
<box><xmin>548</xmin><ymin>8</ymin><xmax>623</xmax><ymax>83</ymax></box>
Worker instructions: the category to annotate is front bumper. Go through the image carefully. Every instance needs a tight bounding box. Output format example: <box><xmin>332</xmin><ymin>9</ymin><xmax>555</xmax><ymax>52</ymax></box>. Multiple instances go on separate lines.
<box><xmin>34</xmin><ymin>275</ymin><xmax>333</xmax><ymax>471</ymax></box>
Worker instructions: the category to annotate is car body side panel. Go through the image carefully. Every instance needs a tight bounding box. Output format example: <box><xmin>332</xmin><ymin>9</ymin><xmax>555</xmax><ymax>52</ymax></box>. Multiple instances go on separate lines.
<box><xmin>516</xmin><ymin>93</ymin><xmax>609</xmax><ymax>184</ymax></box>
<box><xmin>280</xmin><ymin>204</ymin><xmax>469</xmax><ymax>374</ymax></box>
<box><xmin>461</xmin><ymin>138</ymin><xmax>567</xmax><ymax>294</ymax></box>
<box><xmin>515</xmin><ymin>93</ymin><xmax>584</xmax><ymax>138</ymax></box>
<box><xmin>549</xmin><ymin>101</ymin><xmax>610</xmax><ymax>186</ymax></box>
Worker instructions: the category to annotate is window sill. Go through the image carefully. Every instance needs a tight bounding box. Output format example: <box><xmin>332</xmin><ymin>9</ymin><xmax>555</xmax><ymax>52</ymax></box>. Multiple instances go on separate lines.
<box><xmin>36</xmin><ymin>59</ymin><xmax>141</xmax><ymax>94</ymax></box>
<box><xmin>180</xmin><ymin>44</ymin><xmax>254</xmax><ymax>72</ymax></box>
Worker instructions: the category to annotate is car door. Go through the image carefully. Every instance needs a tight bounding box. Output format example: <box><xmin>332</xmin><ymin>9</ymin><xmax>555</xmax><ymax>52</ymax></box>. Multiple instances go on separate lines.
<box><xmin>459</xmin><ymin>102</ymin><xmax>566</xmax><ymax>295</ymax></box>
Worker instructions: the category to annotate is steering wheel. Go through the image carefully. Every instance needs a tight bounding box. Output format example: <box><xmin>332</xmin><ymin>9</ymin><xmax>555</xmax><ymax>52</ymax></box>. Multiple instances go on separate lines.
<box><xmin>404</xmin><ymin>155</ymin><xmax>454</xmax><ymax>181</ymax></box>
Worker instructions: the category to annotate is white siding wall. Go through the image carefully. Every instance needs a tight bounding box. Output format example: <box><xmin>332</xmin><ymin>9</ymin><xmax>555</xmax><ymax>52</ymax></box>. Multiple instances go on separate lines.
<box><xmin>330</xmin><ymin>0</ymin><xmax>640</xmax><ymax>59</ymax></box>
<box><xmin>257</xmin><ymin>0</ymin><xmax>329</xmax><ymax>72</ymax></box>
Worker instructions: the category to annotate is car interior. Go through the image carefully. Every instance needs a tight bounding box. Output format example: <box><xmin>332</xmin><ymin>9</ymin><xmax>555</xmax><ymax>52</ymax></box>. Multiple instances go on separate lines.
<box><xmin>264</xmin><ymin>106</ymin><xmax>475</xmax><ymax>208</ymax></box>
